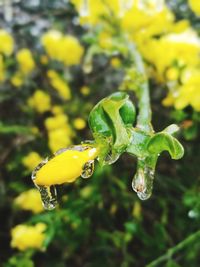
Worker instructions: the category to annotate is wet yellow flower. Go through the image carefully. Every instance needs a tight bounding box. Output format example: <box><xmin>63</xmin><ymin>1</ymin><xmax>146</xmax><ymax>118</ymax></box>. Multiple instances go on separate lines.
<box><xmin>11</xmin><ymin>223</ymin><xmax>46</xmax><ymax>251</ymax></box>
<box><xmin>28</xmin><ymin>90</ymin><xmax>51</xmax><ymax>113</ymax></box>
<box><xmin>16</xmin><ymin>49</ymin><xmax>35</xmax><ymax>75</ymax></box>
<box><xmin>189</xmin><ymin>0</ymin><xmax>200</xmax><ymax>16</ymax></box>
<box><xmin>11</xmin><ymin>72</ymin><xmax>24</xmax><ymax>87</ymax></box>
<box><xmin>0</xmin><ymin>29</ymin><xmax>14</xmax><ymax>55</ymax></box>
<box><xmin>47</xmin><ymin>70</ymin><xmax>71</xmax><ymax>100</ymax></box>
<box><xmin>41</xmin><ymin>30</ymin><xmax>84</xmax><ymax>65</ymax></box>
<box><xmin>34</xmin><ymin>145</ymin><xmax>99</xmax><ymax>186</ymax></box>
<box><xmin>23</xmin><ymin>152</ymin><xmax>43</xmax><ymax>171</ymax></box>
<box><xmin>14</xmin><ymin>189</ymin><xmax>43</xmax><ymax>214</ymax></box>
<box><xmin>73</xmin><ymin>117</ymin><xmax>86</xmax><ymax>130</ymax></box>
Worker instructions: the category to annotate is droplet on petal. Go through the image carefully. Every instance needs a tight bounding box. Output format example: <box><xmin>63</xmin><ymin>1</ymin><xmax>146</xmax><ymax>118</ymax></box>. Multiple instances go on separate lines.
<box><xmin>81</xmin><ymin>160</ymin><xmax>94</xmax><ymax>178</ymax></box>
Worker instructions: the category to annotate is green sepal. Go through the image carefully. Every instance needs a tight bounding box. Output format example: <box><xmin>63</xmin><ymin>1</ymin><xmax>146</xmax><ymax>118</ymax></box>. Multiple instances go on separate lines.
<box><xmin>147</xmin><ymin>132</ymin><xmax>184</xmax><ymax>160</ymax></box>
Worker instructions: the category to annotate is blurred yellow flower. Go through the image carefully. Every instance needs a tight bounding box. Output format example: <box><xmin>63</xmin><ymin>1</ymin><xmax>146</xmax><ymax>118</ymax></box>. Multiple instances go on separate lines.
<box><xmin>0</xmin><ymin>29</ymin><xmax>14</xmax><ymax>55</ymax></box>
<box><xmin>110</xmin><ymin>57</ymin><xmax>121</xmax><ymax>68</ymax></box>
<box><xmin>163</xmin><ymin>68</ymin><xmax>200</xmax><ymax>111</ymax></box>
<box><xmin>14</xmin><ymin>189</ymin><xmax>43</xmax><ymax>214</ymax></box>
<box><xmin>11</xmin><ymin>223</ymin><xmax>46</xmax><ymax>251</ymax></box>
<box><xmin>22</xmin><ymin>152</ymin><xmax>43</xmax><ymax>171</ymax></box>
<box><xmin>132</xmin><ymin>201</ymin><xmax>142</xmax><ymax>219</ymax></box>
<box><xmin>45</xmin><ymin>114</ymin><xmax>73</xmax><ymax>152</ymax></box>
<box><xmin>16</xmin><ymin>49</ymin><xmax>35</xmax><ymax>75</ymax></box>
<box><xmin>0</xmin><ymin>55</ymin><xmax>5</xmax><ymax>82</ymax></box>
<box><xmin>41</xmin><ymin>30</ymin><xmax>84</xmax><ymax>65</ymax></box>
<box><xmin>11</xmin><ymin>72</ymin><xmax>23</xmax><ymax>87</ymax></box>
<box><xmin>47</xmin><ymin>70</ymin><xmax>71</xmax><ymax>100</ymax></box>
<box><xmin>28</xmin><ymin>89</ymin><xmax>51</xmax><ymax>113</ymax></box>
<box><xmin>139</xmin><ymin>28</ymin><xmax>200</xmax><ymax>81</ymax></box>
<box><xmin>51</xmin><ymin>105</ymin><xmax>64</xmax><ymax>115</ymax></box>
<box><xmin>73</xmin><ymin>117</ymin><xmax>86</xmax><ymax>130</ymax></box>
<box><xmin>189</xmin><ymin>0</ymin><xmax>200</xmax><ymax>16</ymax></box>
<box><xmin>80</xmin><ymin>85</ymin><xmax>90</xmax><ymax>95</ymax></box>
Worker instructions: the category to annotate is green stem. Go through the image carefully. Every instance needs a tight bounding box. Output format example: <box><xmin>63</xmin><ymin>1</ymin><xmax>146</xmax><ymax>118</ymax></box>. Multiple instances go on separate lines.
<box><xmin>128</xmin><ymin>42</ymin><xmax>153</xmax><ymax>133</ymax></box>
<box><xmin>146</xmin><ymin>230</ymin><xmax>200</xmax><ymax>267</ymax></box>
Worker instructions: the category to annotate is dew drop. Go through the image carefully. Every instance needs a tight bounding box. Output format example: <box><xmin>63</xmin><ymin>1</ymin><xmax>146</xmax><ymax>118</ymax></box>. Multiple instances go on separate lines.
<box><xmin>103</xmin><ymin>151</ymin><xmax>120</xmax><ymax>165</ymax></box>
<box><xmin>35</xmin><ymin>184</ymin><xmax>57</xmax><ymax>210</ymax></box>
<box><xmin>132</xmin><ymin>164</ymin><xmax>154</xmax><ymax>200</ymax></box>
<box><xmin>81</xmin><ymin>160</ymin><xmax>94</xmax><ymax>179</ymax></box>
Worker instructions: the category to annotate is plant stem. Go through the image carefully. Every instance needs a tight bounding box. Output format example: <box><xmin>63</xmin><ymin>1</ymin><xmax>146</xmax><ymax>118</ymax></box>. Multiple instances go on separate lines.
<box><xmin>146</xmin><ymin>230</ymin><xmax>200</xmax><ymax>267</ymax></box>
<box><xmin>128</xmin><ymin>42</ymin><xmax>153</xmax><ymax>132</ymax></box>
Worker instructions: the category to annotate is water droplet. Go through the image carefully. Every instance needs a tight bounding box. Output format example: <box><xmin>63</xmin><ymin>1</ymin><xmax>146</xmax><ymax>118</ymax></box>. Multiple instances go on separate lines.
<box><xmin>188</xmin><ymin>210</ymin><xmax>198</xmax><ymax>219</ymax></box>
<box><xmin>132</xmin><ymin>165</ymin><xmax>154</xmax><ymax>200</ymax></box>
<box><xmin>34</xmin><ymin>184</ymin><xmax>57</xmax><ymax>210</ymax></box>
<box><xmin>81</xmin><ymin>160</ymin><xmax>94</xmax><ymax>178</ymax></box>
<box><xmin>103</xmin><ymin>151</ymin><xmax>120</xmax><ymax>165</ymax></box>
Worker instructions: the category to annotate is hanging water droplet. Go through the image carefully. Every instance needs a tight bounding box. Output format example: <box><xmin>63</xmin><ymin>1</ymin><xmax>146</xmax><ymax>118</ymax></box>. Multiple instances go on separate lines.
<box><xmin>103</xmin><ymin>151</ymin><xmax>120</xmax><ymax>165</ymax></box>
<box><xmin>83</xmin><ymin>61</ymin><xmax>93</xmax><ymax>74</ymax></box>
<box><xmin>34</xmin><ymin>184</ymin><xmax>57</xmax><ymax>210</ymax></box>
<box><xmin>81</xmin><ymin>160</ymin><xmax>94</xmax><ymax>178</ymax></box>
<box><xmin>80</xmin><ymin>0</ymin><xmax>89</xmax><ymax>17</ymax></box>
<box><xmin>132</xmin><ymin>165</ymin><xmax>154</xmax><ymax>200</ymax></box>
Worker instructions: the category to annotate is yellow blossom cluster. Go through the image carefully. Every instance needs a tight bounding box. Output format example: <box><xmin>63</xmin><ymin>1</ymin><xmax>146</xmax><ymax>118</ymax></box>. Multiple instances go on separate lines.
<box><xmin>0</xmin><ymin>29</ymin><xmax>14</xmax><ymax>83</ymax></box>
<box><xmin>22</xmin><ymin>152</ymin><xmax>42</xmax><ymax>171</ymax></box>
<box><xmin>11</xmin><ymin>223</ymin><xmax>46</xmax><ymax>251</ymax></box>
<box><xmin>41</xmin><ymin>30</ymin><xmax>84</xmax><ymax>65</ymax></box>
<box><xmin>45</xmin><ymin>112</ymin><xmax>73</xmax><ymax>152</ymax></box>
<box><xmin>72</xmin><ymin>0</ymin><xmax>200</xmax><ymax>112</ymax></box>
<box><xmin>11</xmin><ymin>49</ymin><xmax>35</xmax><ymax>87</ymax></box>
<box><xmin>47</xmin><ymin>70</ymin><xmax>71</xmax><ymax>100</ymax></box>
<box><xmin>14</xmin><ymin>189</ymin><xmax>43</xmax><ymax>214</ymax></box>
<box><xmin>27</xmin><ymin>89</ymin><xmax>51</xmax><ymax>113</ymax></box>
<box><xmin>0</xmin><ymin>29</ymin><xmax>14</xmax><ymax>56</ymax></box>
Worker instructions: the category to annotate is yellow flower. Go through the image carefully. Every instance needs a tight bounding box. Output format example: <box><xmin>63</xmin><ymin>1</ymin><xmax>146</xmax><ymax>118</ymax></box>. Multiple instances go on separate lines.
<box><xmin>11</xmin><ymin>223</ymin><xmax>46</xmax><ymax>251</ymax></box>
<box><xmin>14</xmin><ymin>189</ymin><xmax>43</xmax><ymax>214</ymax></box>
<box><xmin>41</xmin><ymin>30</ymin><xmax>84</xmax><ymax>65</ymax></box>
<box><xmin>48</xmin><ymin>128</ymin><xmax>72</xmax><ymax>152</ymax></box>
<box><xmin>47</xmin><ymin>70</ymin><xmax>71</xmax><ymax>100</ymax></box>
<box><xmin>34</xmin><ymin>145</ymin><xmax>99</xmax><ymax>186</ymax></box>
<box><xmin>51</xmin><ymin>105</ymin><xmax>64</xmax><ymax>115</ymax></box>
<box><xmin>45</xmin><ymin>113</ymin><xmax>73</xmax><ymax>152</ymax></box>
<box><xmin>0</xmin><ymin>55</ymin><xmax>5</xmax><ymax>82</ymax></box>
<box><xmin>16</xmin><ymin>49</ymin><xmax>35</xmax><ymax>75</ymax></box>
<box><xmin>139</xmin><ymin>28</ymin><xmax>200</xmax><ymax>81</ymax></box>
<box><xmin>189</xmin><ymin>0</ymin><xmax>200</xmax><ymax>16</ymax></box>
<box><xmin>28</xmin><ymin>90</ymin><xmax>51</xmax><ymax>113</ymax></box>
<box><xmin>80</xmin><ymin>85</ymin><xmax>90</xmax><ymax>95</ymax></box>
<box><xmin>110</xmin><ymin>57</ymin><xmax>121</xmax><ymax>68</ymax></box>
<box><xmin>73</xmin><ymin>117</ymin><xmax>86</xmax><ymax>130</ymax></box>
<box><xmin>11</xmin><ymin>72</ymin><xmax>24</xmax><ymax>87</ymax></box>
<box><xmin>165</xmin><ymin>67</ymin><xmax>180</xmax><ymax>81</ymax></box>
<box><xmin>0</xmin><ymin>29</ymin><xmax>14</xmax><ymax>55</ymax></box>
<box><xmin>22</xmin><ymin>152</ymin><xmax>43</xmax><ymax>171</ymax></box>
<box><xmin>45</xmin><ymin>114</ymin><xmax>68</xmax><ymax>131</ymax></box>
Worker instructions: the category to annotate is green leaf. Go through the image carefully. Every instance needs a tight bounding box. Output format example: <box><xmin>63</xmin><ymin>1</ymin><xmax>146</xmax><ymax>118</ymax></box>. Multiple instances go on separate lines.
<box><xmin>147</xmin><ymin>132</ymin><xmax>184</xmax><ymax>160</ymax></box>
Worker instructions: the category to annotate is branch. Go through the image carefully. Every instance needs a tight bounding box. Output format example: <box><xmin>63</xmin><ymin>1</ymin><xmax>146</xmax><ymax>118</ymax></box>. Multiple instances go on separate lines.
<box><xmin>146</xmin><ymin>230</ymin><xmax>200</xmax><ymax>267</ymax></box>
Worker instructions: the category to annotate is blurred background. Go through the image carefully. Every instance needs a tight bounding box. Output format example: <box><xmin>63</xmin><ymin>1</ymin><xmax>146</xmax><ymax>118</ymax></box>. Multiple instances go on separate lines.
<box><xmin>0</xmin><ymin>0</ymin><xmax>200</xmax><ymax>266</ymax></box>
